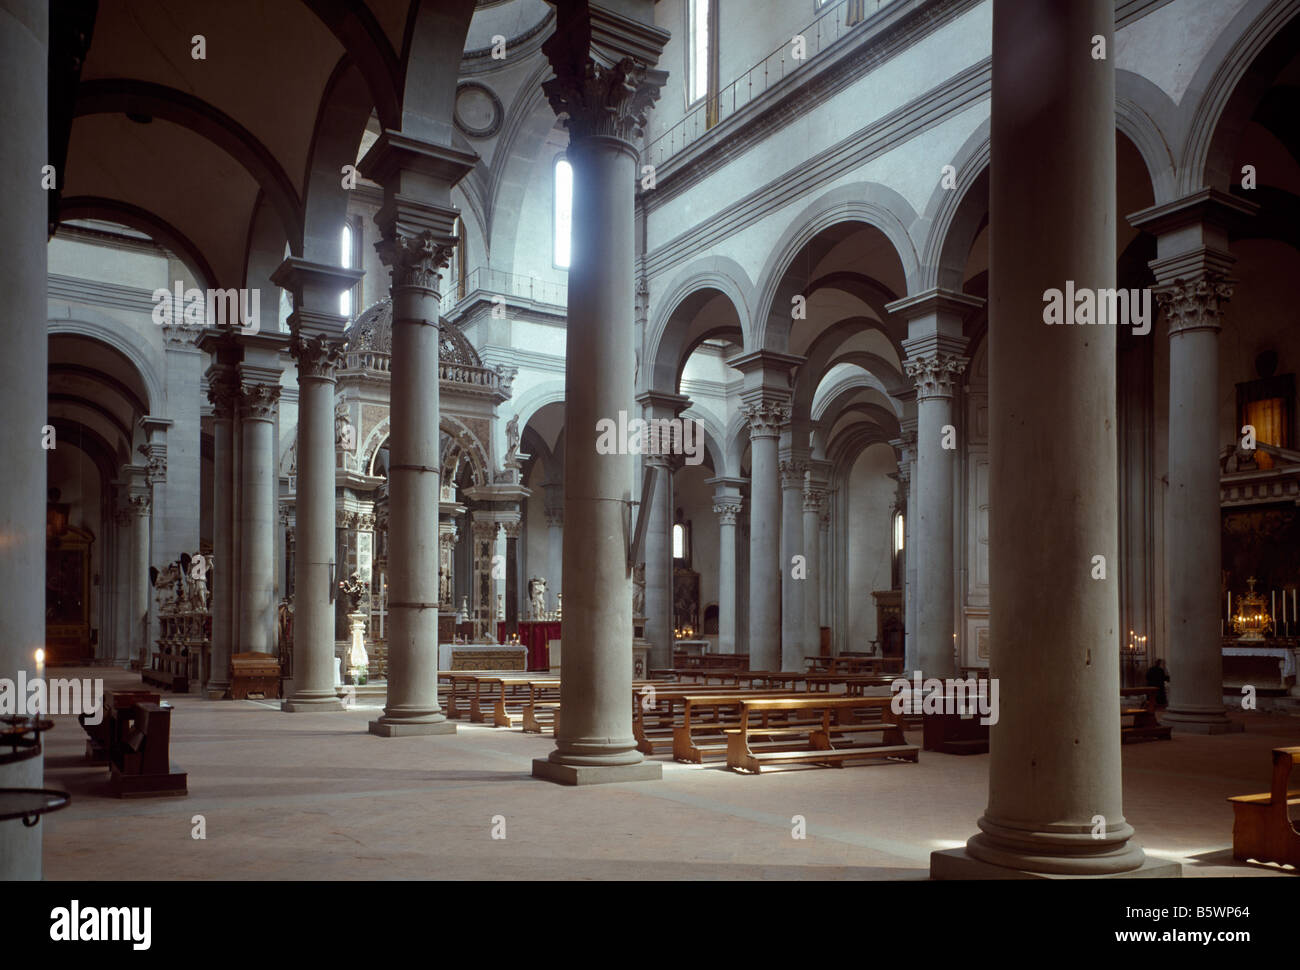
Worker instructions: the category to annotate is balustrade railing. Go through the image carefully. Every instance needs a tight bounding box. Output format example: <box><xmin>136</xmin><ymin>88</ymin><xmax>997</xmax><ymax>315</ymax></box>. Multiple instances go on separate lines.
<box><xmin>644</xmin><ymin>0</ymin><xmax>894</xmax><ymax>170</ymax></box>
<box><xmin>441</xmin><ymin>266</ymin><xmax>567</xmax><ymax>317</ymax></box>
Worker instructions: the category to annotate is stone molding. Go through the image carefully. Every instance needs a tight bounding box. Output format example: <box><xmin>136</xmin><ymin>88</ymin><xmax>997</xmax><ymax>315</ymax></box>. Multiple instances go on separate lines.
<box><xmin>1157</xmin><ymin>275</ymin><xmax>1234</xmax><ymax>337</ymax></box>
<box><xmin>803</xmin><ymin>486</ymin><xmax>826</xmax><ymax>514</ymax></box>
<box><xmin>904</xmin><ymin>353</ymin><xmax>968</xmax><ymax>400</ymax></box>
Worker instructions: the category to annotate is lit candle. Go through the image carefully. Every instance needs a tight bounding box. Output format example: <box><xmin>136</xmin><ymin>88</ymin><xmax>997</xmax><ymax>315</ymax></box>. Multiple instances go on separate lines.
<box><xmin>34</xmin><ymin>647</ymin><xmax>45</xmax><ymax>716</ymax></box>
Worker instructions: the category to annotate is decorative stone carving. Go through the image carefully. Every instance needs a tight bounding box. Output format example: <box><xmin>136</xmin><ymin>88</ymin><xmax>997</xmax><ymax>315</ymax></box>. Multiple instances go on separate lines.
<box><xmin>904</xmin><ymin>354</ymin><xmax>968</xmax><ymax>400</ymax></box>
<box><xmin>291</xmin><ymin>332</ymin><xmax>348</xmax><ymax>381</ymax></box>
<box><xmin>780</xmin><ymin>459</ymin><xmax>808</xmax><ymax>490</ymax></box>
<box><xmin>501</xmin><ymin>520</ymin><xmax>522</xmax><ymax>540</ymax></box>
<box><xmin>802</xmin><ymin>487</ymin><xmax>826</xmax><ymax>515</ymax></box>
<box><xmin>712</xmin><ymin>501</ymin><xmax>742</xmax><ymax>526</ymax></box>
<box><xmin>356</xmin><ymin>512</ymin><xmax>376</xmax><ymax>532</ymax></box>
<box><xmin>544</xmin><ymin>508</ymin><xmax>563</xmax><ymax>529</ymax></box>
<box><xmin>742</xmin><ymin>400</ymin><xmax>791</xmax><ymax>440</ymax></box>
<box><xmin>1157</xmin><ymin>275</ymin><xmax>1234</xmax><ymax>336</ymax></box>
<box><xmin>127</xmin><ymin>493</ymin><xmax>151</xmax><ymax>516</ymax></box>
<box><xmin>137</xmin><ymin>444</ymin><xmax>167</xmax><ymax>487</ymax></box>
<box><xmin>206</xmin><ymin>369</ymin><xmax>241</xmax><ymax>420</ymax></box>
<box><xmin>113</xmin><ymin>506</ymin><xmax>133</xmax><ymax>528</ymax></box>
<box><xmin>161</xmin><ymin>321</ymin><xmax>203</xmax><ymax>347</ymax></box>
<box><xmin>336</xmin><ymin>509</ymin><xmax>358</xmax><ymax>530</ymax></box>
<box><xmin>335</xmin><ymin>400</ymin><xmax>356</xmax><ymax>451</ymax></box>
<box><xmin>543</xmin><ymin>56</ymin><xmax>667</xmax><ymax>144</ymax></box>
<box><xmin>375</xmin><ymin>229</ymin><xmax>453</xmax><ymax>292</ymax></box>
<box><xmin>238</xmin><ymin>383</ymin><xmax>281</xmax><ymax>420</ymax></box>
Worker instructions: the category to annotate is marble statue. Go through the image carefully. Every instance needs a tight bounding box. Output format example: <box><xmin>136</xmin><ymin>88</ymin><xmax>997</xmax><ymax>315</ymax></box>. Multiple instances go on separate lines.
<box><xmin>632</xmin><ymin>562</ymin><xmax>646</xmax><ymax>617</ymax></box>
<box><xmin>528</xmin><ymin>577</ymin><xmax>547</xmax><ymax>619</ymax></box>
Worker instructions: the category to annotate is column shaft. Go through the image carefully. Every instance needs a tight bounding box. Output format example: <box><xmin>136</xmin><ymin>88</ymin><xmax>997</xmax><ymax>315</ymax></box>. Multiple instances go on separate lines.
<box><xmin>643</xmin><ymin>458</ymin><xmax>674</xmax><ymax>668</ymax></box>
<box><xmin>206</xmin><ymin>377</ymin><xmax>236</xmax><ymax>696</ymax></box>
<box><xmin>284</xmin><ymin>343</ymin><xmax>346</xmax><ymax>710</ymax></box>
<box><xmin>802</xmin><ymin>488</ymin><xmax>824</xmax><ymax>658</ymax></box>
<box><xmin>935</xmin><ymin>0</ymin><xmax>1149</xmax><ymax>876</ymax></box>
<box><xmin>780</xmin><ymin>460</ymin><xmax>806</xmax><ymax>670</ymax></box>
<box><xmin>238</xmin><ymin>386</ymin><xmax>278</xmax><ymax>654</ymax></box>
<box><xmin>913</xmin><ymin>389</ymin><xmax>958</xmax><ymax>677</ymax></box>
<box><xmin>746</xmin><ymin>413</ymin><xmax>785</xmax><ymax>672</ymax></box>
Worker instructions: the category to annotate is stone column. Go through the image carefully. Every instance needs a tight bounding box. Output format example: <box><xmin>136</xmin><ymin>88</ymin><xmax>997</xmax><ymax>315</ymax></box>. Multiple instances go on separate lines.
<box><xmin>707</xmin><ymin>478</ymin><xmax>745</xmax><ymax>655</ymax></box>
<box><xmin>740</xmin><ymin>395</ymin><xmax>790</xmax><ymax>673</ymax></box>
<box><xmin>110</xmin><ymin>501</ymin><xmax>133</xmax><ymax>664</ymax></box>
<box><xmin>138</xmin><ymin>416</ymin><xmax>172</xmax><ymax>658</ymax></box>
<box><xmin>127</xmin><ymin>486</ymin><xmax>151</xmax><ymax>667</ymax></box>
<box><xmin>779</xmin><ymin>456</ymin><xmax>807</xmax><ymax>670</ymax></box>
<box><xmin>273</xmin><ymin>258</ymin><xmax>358</xmax><ymax>711</ymax></box>
<box><xmin>543</xmin><ymin>483</ymin><xmax>563</xmax><ymax>605</ymax></box>
<box><xmin>803</xmin><ymin>470</ymin><xmax>828</xmax><ymax>658</ymax></box>
<box><xmin>933</xmin><ymin>0</ymin><xmax>1166</xmax><ymax>877</ymax></box>
<box><xmin>471</xmin><ymin>517</ymin><xmax>498</xmax><ymax>635</ymax></box>
<box><xmin>637</xmin><ymin>390</ymin><xmax>689</xmax><ymax>670</ymax></box>
<box><xmin>532</xmin><ymin>2</ymin><xmax>667</xmax><ymax>785</ymax></box>
<box><xmin>360</xmin><ymin>132</ymin><xmax>476</xmax><ymax>737</ymax></box>
<box><xmin>236</xmin><ymin>366</ymin><xmax>281</xmax><ymax>656</ymax></box>
<box><xmin>0</xmin><ymin>0</ymin><xmax>47</xmax><ymax>880</ymax></box>
<box><xmin>892</xmin><ymin>292</ymin><xmax>978</xmax><ymax>679</ymax></box>
<box><xmin>201</xmin><ymin>341</ymin><xmax>240</xmax><ymax>697</ymax></box>
<box><xmin>1131</xmin><ymin>190</ymin><xmax>1255</xmax><ymax>734</ymax></box>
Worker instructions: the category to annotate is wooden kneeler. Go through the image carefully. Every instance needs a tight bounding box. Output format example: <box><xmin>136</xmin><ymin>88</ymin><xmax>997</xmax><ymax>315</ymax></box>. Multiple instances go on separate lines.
<box><xmin>1227</xmin><ymin>746</ymin><xmax>1300</xmax><ymax>869</ymax></box>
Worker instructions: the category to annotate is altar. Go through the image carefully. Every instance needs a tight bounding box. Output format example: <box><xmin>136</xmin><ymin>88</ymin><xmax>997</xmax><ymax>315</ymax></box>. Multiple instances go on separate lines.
<box><xmin>1222</xmin><ymin>640</ymin><xmax>1298</xmax><ymax>692</ymax></box>
<box><xmin>504</xmin><ymin>621</ymin><xmax>560</xmax><ymax>671</ymax></box>
<box><xmin>437</xmin><ymin>642</ymin><xmax>528</xmax><ymax>671</ymax></box>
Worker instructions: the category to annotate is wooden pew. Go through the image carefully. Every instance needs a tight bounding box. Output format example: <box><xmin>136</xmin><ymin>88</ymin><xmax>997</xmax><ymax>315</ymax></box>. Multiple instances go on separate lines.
<box><xmin>1120</xmin><ymin>686</ymin><xmax>1171</xmax><ymax>742</ymax></box>
<box><xmin>80</xmin><ymin>689</ymin><xmax>159</xmax><ymax>764</ymax></box>
<box><xmin>672</xmin><ymin>692</ymin><xmax>886</xmax><ymax>763</ymax></box>
<box><xmin>522</xmin><ymin>680</ymin><xmax>563</xmax><ymax>734</ymax></box>
<box><xmin>725</xmin><ymin>696</ymin><xmax>919</xmax><ymax>773</ymax></box>
<box><xmin>1227</xmin><ymin>746</ymin><xmax>1300</xmax><ymax>869</ymax></box>
<box><xmin>108</xmin><ymin>699</ymin><xmax>188</xmax><ymax>798</ymax></box>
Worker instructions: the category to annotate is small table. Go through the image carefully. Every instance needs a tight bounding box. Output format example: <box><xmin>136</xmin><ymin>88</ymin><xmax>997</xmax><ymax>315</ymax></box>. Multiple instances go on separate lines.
<box><xmin>0</xmin><ymin>715</ymin><xmax>54</xmax><ymax>765</ymax></box>
<box><xmin>0</xmin><ymin>788</ymin><xmax>70</xmax><ymax>827</ymax></box>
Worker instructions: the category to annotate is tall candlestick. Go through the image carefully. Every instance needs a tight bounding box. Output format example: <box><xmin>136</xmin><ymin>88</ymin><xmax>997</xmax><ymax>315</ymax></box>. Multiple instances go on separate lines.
<box><xmin>1228</xmin><ymin>591</ymin><xmax>1232</xmax><ymax>618</ymax></box>
<box><xmin>1273</xmin><ymin>590</ymin><xmax>1277</xmax><ymax>630</ymax></box>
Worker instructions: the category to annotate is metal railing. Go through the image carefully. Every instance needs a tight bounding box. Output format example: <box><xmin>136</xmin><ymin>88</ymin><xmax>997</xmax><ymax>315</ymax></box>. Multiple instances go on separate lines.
<box><xmin>644</xmin><ymin>0</ymin><xmax>894</xmax><ymax>170</ymax></box>
<box><xmin>441</xmin><ymin>266</ymin><xmax>568</xmax><ymax>317</ymax></box>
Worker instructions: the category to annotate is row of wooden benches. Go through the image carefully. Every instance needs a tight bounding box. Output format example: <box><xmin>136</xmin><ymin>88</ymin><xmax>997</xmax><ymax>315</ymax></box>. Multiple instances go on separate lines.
<box><xmin>435</xmin><ymin>673</ymin><xmax>919</xmax><ymax>773</ymax></box>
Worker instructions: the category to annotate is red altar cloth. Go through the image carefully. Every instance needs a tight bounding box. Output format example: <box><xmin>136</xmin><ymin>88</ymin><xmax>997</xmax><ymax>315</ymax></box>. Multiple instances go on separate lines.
<box><xmin>500</xmin><ymin>621</ymin><xmax>560</xmax><ymax>670</ymax></box>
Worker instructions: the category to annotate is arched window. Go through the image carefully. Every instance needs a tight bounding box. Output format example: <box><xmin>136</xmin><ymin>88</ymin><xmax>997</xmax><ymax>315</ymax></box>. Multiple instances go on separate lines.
<box><xmin>554</xmin><ymin>157</ymin><xmax>573</xmax><ymax>269</ymax></box>
<box><xmin>893</xmin><ymin>511</ymin><xmax>905</xmax><ymax>554</ymax></box>
<box><xmin>673</xmin><ymin>523</ymin><xmax>685</xmax><ymax>559</ymax></box>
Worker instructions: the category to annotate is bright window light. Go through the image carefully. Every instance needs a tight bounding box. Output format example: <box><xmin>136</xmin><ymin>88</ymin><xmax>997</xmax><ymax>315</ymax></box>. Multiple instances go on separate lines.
<box><xmin>339</xmin><ymin>224</ymin><xmax>353</xmax><ymax>317</ymax></box>
<box><xmin>688</xmin><ymin>0</ymin><xmax>711</xmax><ymax>104</ymax></box>
<box><xmin>554</xmin><ymin>158</ymin><xmax>573</xmax><ymax>269</ymax></box>
<box><xmin>673</xmin><ymin>523</ymin><xmax>685</xmax><ymax>559</ymax></box>
<box><xmin>894</xmin><ymin>512</ymin><xmax>905</xmax><ymax>553</ymax></box>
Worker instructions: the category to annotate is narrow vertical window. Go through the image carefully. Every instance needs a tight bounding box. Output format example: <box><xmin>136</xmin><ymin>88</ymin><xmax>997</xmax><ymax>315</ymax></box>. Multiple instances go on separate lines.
<box><xmin>688</xmin><ymin>0</ymin><xmax>711</xmax><ymax>105</ymax></box>
<box><xmin>894</xmin><ymin>511</ymin><xmax>905</xmax><ymax>553</ymax></box>
<box><xmin>673</xmin><ymin>523</ymin><xmax>685</xmax><ymax>559</ymax></box>
<box><xmin>339</xmin><ymin>223</ymin><xmax>354</xmax><ymax>318</ymax></box>
<box><xmin>554</xmin><ymin>157</ymin><xmax>573</xmax><ymax>269</ymax></box>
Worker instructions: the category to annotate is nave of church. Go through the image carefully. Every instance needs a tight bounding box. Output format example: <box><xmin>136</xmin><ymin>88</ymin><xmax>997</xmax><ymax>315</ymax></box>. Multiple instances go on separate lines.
<box><xmin>3</xmin><ymin>0</ymin><xmax>1300</xmax><ymax>904</ymax></box>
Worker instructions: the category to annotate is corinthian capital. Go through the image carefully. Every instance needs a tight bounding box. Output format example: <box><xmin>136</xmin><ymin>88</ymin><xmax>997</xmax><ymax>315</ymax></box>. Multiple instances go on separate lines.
<box><xmin>780</xmin><ymin>459</ymin><xmax>807</xmax><ymax>490</ymax></box>
<box><xmin>206</xmin><ymin>367</ymin><xmax>241</xmax><ymax>420</ymax></box>
<box><xmin>291</xmin><ymin>332</ymin><xmax>348</xmax><ymax>381</ymax></box>
<box><xmin>543</xmin><ymin>57</ymin><xmax>667</xmax><ymax>143</ymax></box>
<box><xmin>803</xmin><ymin>486</ymin><xmax>826</xmax><ymax>514</ymax></box>
<box><xmin>137</xmin><ymin>444</ymin><xmax>166</xmax><ymax>487</ymax></box>
<box><xmin>904</xmin><ymin>353</ymin><xmax>968</xmax><ymax>400</ymax></box>
<box><xmin>376</xmin><ymin>229</ymin><xmax>454</xmax><ymax>293</ymax></box>
<box><xmin>712</xmin><ymin>501</ymin><xmax>742</xmax><ymax>526</ymax></box>
<box><xmin>1156</xmin><ymin>275</ymin><xmax>1233</xmax><ymax>337</ymax></box>
<box><xmin>239</xmin><ymin>383</ymin><xmax>281</xmax><ymax>421</ymax></box>
<box><xmin>742</xmin><ymin>400</ymin><xmax>791</xmax><ymax>440</ymax></box>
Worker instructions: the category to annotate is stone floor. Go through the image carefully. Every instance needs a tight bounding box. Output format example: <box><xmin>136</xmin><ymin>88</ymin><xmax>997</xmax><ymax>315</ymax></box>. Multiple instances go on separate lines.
<box><xmin>36</xmin><ymin>666</ymin><xmax>1300</xmax><ymax>880</ymax></box>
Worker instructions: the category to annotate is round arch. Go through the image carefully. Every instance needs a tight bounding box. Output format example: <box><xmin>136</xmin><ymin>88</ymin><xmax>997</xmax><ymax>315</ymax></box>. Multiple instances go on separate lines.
<box><xmin>47</xmin><ymin>311</ymin><xmax>166</xmax><ymax>416</ymax></box>
<box><xmin>645</xmin><ymin>255</ymin><xmax>754</xmax><ymax>394</ymax></box>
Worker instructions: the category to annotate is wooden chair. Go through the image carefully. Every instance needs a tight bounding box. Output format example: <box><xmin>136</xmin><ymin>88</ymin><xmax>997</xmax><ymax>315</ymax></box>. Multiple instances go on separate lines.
<box><xmin>1227</xmin><ymin>746</ymin><xmax>1300</xmax><ymax>869</ymax></box>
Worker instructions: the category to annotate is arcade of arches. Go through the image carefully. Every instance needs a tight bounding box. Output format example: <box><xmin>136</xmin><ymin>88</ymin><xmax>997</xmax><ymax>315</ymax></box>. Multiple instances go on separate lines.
<box><xmin>3</xmin><ymin>0</ymin><xmax>1299</xmax><ymax>883</ymax></box>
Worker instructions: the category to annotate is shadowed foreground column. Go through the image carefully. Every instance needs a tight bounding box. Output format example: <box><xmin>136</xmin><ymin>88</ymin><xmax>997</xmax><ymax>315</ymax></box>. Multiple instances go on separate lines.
<box><xmin>533</xmin><ymin>2</ymin><xmax>667</xmax><ymax>785</ymax></box>
<box><xmin>932</xmin><ymin>0</ymin><xmax>1175</xmax><ymax>878</ymax></box>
